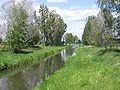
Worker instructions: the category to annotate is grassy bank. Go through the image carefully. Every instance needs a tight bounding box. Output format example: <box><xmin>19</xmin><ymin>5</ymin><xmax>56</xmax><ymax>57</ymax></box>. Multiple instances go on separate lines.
<box><xmin>0</xmin><ymin>46</ymin><xmax>65</xmax><ymax>71</ymax></box>
<box><xmin>34</xmin><ymin>46</ymin><xmax>120</xmax><ymax>90</ymax></box>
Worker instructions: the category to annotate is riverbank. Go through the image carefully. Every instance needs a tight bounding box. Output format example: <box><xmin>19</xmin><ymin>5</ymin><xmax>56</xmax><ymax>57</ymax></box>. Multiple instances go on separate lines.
<box><xmin>0</xmin><ymin>46</ymin><xmax>66</xmax><ymax>71</ymax></box>
<box><xmin>34</xmin><ymin>46</ymin><xmax>120</xmax><ymax>90</ymax></box>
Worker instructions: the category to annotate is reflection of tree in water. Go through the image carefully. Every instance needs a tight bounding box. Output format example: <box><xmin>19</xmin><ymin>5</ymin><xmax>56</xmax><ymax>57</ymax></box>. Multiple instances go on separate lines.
<box><xmin>8</xmin><ymin>72</ymin><xmax>28</xmax><ymax>90</ymax></box>
<box><xmin>21</xmin><ymin>54</ymin><xmax>65</xmax><ymax>90</ymax></box>
<box><xmin>61</xmin><ymin>46</ymin><xmax>76</xmax><ymax>62</ymax></box>
<box><xmin>0</xmin><ymin>77</ymin><xmax>8</xmax><ymax>90</ymax></box>
<box><xmin>45</xmin><ymin>53</ymin><xmax>65</xmax><ymax>77</ymax></box>
<box><xmin>22</xmin><ymin>63</ymin><xmax>46</xmax><ymax>90</ymax></box>
<box><xmin>65</xmin><ymin>46</ymin><xmax>74</xmax><ymax>56</ymax></box>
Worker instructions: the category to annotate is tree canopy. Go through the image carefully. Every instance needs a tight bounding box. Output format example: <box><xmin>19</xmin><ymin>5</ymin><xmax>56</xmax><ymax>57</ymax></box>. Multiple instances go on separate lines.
<box><xmin>36</xmin><ymin>4</ymin><xmax>67</xmax><ymax>46</ymax></box>
<box><xmin>6</xmin><ymin>2</ymin><xmax>28</xmax><ymax>52</ymax></box>
<box><xmin>97</xmin><ymin>0</ymin><xmax>120</xmax><ymax>13</ymax></box>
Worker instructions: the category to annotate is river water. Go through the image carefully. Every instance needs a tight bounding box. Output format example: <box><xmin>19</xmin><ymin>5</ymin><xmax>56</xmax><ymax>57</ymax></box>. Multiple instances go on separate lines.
<box><xmin>0</xmin><ymin>46</ymin><xmax>76</xmax><ymax>90</ymax></box>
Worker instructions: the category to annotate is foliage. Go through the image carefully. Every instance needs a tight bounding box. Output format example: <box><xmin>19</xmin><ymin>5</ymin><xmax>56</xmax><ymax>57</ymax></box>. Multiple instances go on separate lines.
<box><xmin>6</xmin><ymin>2</ymin><xmax>28</xmax><ymax>53</ymax></box>
<box><xmin>101</xmin><ymin>8</ymin><xmax>114</xmax><ymax>49</ymax></box>
<box><xmin>83</xmin><ymin>0</ymin><xmax>120</xmax><ymax>49</ymax></box>
<box><xmin>64</xmin><ymin>33</ymin><xmax>79</xmax><ymax>45</ymax></box>
<box><xmin>97</xmin><ymin>0</ymin><xmax>120</xmax><ymax>13</ymax></box>
<box><xmin>26</xmin><ymin>23</ymin><xmax>40</xmax><ymax>47</ymax></box>
<box><xmin>27</xmin><ymin>32</ymin><xmax>40</xmax><ymax>47</ymax></box>
<box><xmin>51</xmin><ymin>12</ymin><xmax>67</xmax><ymax>45</ymax></box>
<box><xmin>113</xmin><ymin>16</ymin><xmax>120</xmax><ymax>38</ymax></box>
<box><xmin>82</xmin><ymin>8</ymin><xmax>117</xmax><ymax>49</ymax></box>
<box><xmin>73</xmin><ymin>35</ymin><xmax>79</xmax><ymax>44</ymax></box>
<box><xmin>77</xmin><ymin>39</ymin><xmax>82</xmax><ymax>44</ymax></box>
<box><xmin>82</xmin><ymin>16</ymin><xmax>96</xmax><ymax>45</ymax></box>
<box><xmin>37</xmin><ymin>4</ymin><xmax>49</xmax><ymax>46</ymax></box>
<box><xmin>97</xmin><ymin>0</ymin><xmax>120</xmax><ymax>49</ymax></box>
<box><xmin>0</xmin><ymin>37</ymin><xmax>2</xmax><ymax>44</ymax></box>
<box><xmin>36</xmin><ymin>4</ymin><xmax>67</xmax><ymax>46</ymax></box>
<box><xmin>34</xmin><ymin>46</ymin><xmax>120</xmax><ymax>90</ymax></box>
<box><xmin>1</xmin><ymin>2</ymin><xmax>67</xmax><ymax>52</ymax></box>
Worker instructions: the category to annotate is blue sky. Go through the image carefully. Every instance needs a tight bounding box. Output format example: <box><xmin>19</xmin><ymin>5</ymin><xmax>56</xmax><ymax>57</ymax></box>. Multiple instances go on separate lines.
<box><xmin>33</xmin><ymin>0</ymin><xmax>97</xmax><ymax>9</ymax></box>
<box><xmin>0</xmin><ymin>0</ymin><xmax>99</xmax><ymax>39</ymax></box>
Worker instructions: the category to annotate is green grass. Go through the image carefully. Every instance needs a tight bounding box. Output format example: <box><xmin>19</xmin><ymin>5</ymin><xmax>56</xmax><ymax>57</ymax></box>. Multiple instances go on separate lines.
<box><xmin>0</xmin><ymin>46</ymin><xmax>65</xmax><ymax>71</ymax></box>
<box><xmin>34</xmin><ymin>46</ymin><xmax>120</xmax><ymax>90</ymax></box>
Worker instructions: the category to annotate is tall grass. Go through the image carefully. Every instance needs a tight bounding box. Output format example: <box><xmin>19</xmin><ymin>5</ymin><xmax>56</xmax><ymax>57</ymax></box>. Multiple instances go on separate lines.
<box><xmin>34</xmin><ymin>46</ymin><xmax>120</xmax><ymax>90</ymax></box>
<box><xmin>0</xmin><ymin>46</ymin><xmax>65</xmax><ymax>71</ymax></box>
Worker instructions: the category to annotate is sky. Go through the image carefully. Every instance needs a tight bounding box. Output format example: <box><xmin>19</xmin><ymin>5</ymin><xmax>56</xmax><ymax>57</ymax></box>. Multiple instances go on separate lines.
<box><xmin>0</xmin><ymin>0</ymin><xmax>99</xmax><ymax>40</ymax></box>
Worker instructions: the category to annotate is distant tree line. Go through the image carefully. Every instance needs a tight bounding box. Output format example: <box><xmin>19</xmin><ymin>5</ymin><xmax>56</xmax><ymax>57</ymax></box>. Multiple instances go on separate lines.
<box><xmin>64</xmin><ymin>33</ymin><xmax>81</xmax><ymax>45</ymax></box>
<box><xmin>82</xmin><ymin>0</ymin><xmax>120</xmax><ymax>50</ymax></box>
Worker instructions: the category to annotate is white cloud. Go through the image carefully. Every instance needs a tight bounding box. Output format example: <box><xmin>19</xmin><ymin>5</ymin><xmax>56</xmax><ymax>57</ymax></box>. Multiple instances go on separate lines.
<box><xmin>48</xmin><ymin>6</ymin><xmax>99</xmax><ymax>39</ymax></box>
<box><xmin>47</xmin><ymin>0</ymin><xmax>68</xmax><ymax>3</ymax></box>
<box><xmin>35</xmin><ymin>6</ymin><xmax>99</xmax><ymax>39</ymax></box>
<box><xmin>32</xmin><ymin>0</ymin><xmax>38</xmax><ymax>1</ymax></box>
<box><xmin>48</xmin><ymin>6</ymin><xmax>99</xmax><ymax>22</ymax></box>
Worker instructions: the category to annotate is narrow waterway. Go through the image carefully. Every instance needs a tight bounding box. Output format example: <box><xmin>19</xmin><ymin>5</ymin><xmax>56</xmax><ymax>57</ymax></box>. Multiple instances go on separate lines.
<box><xmin>0</xmin><ymin>46</ymin><xmax>77</xmax><ymax>90</ymax></box>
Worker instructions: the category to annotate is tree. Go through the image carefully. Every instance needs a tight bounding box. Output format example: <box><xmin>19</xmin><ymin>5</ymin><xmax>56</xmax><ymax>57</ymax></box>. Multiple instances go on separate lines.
<box><xmin>97</xmin><ymin>0</ymin><xmax>120</xmax><ymax>49</ymax></box>
<box><xmin>114</xmin><ymin>16</ymin><xmax>120</xmax><ymax>38</ymax></box>
<box><xmin>82</xmin><ymin>16</ymin><xmax>96</xmax><ymax>45</ymax></box>
<box><xmin>6</xmin><ymin>2</ymin><xmax>28</xmax><ymax>53</ymax></box>
<box><xmin>97</xmin><ymin>0</ymin><xmax>120</xmax><ymax>13</ymax></box>
<box><xmin>38</xmin><ymin>4</ymin><xmax>49</xmax><ymax>46</ymax></box>
<box><xmin>78</xmin><ymin>39</ymin><xmax>82</xmax><ymax>44</ymax></box>
<box><xmin>51</xmin><ymin>12</ymin><xmax>67</xmax><ymax>45</ymax></box>
<box><xmin>37</xmin><ymin>5</ymin><xmax>67</xmax><ymax>46</ymax></box>
<box><xmin>0</xmin><ymin>37</ymin><xmax>2</xmax><ymax>44</ymax></box>
<box><xmin>73</xmin><ymin>35</ymin><xmax>79</xmax><ymax>44</ymax></box>
<box><xmin>23</xmin><ymin>0</ymin><xmax>41</xmax><ymax>47</ymax></box>
<box><xmin>64</xmin><ymin>33</ymin><xmax>75</xmax><ymax>45</ymax></box>
<box><xmin>27</xmin><ymin>23</ymin><xmax>40</xmax><ymax>47</ymax></box>
<box><xmin>99</xmin><ymin>8</ymin><xmax>114</xmax><ymax>49</ymax></box>
<box><xmin>112</xmin><ymin>16</ymin><xmax>120</xmax><ymax>49</ymax></box>
<box><xmin>0</xmin><ymin>0</ymin><xmax>15</xmax><ymax>40</ymax></box>
<box><xmin>82</xmin><ymin>9</ymin><xmax>113</xmax><ymax>47</ymax></box>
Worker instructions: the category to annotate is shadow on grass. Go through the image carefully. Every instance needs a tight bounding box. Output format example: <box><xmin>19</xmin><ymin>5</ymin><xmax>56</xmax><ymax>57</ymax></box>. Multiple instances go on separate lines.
<box><xmin>97</xmin><ymin>49</ymin><xmax>107</xmax><ymax>56</ymax></box>
<box><xmin>0</xmin><ymin>46</ymin><xmax>43</xmax><ymax>54</ymax></box>
<box><xmin>0</xmin><ymin>49</ymin><xmax>9</xmax><ymax>52</ymax></box>
<box><xmin>32</xmin><ymin>47</ymin><xmax>43</xmax><ymax>50</ymax></box>
<box><xmin>0</xmin><ymin>49</ymin><xmax>33</xmax><ymax>54</ymax></box>
<box><xmin>15</xmin><ymin>50</ymin><xmax>33</xmax><ymax>54</ymax></box>
<box><xmin>16</xmin><ymin>47</ymin><xmax>43</xmax><ymax>54</ymax></box>
<box><xmin>97</xmin><ymin>49</ymin><xmax>120</xmax><ymax>56</ymax></box>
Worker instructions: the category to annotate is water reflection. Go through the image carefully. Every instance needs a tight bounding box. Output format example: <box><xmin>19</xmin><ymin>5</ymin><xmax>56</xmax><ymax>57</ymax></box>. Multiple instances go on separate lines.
<box><xmin>0</xmin><ymin>77</ymin><xmax>8</xmax><ymax>90</ymax></box>
<box><xmin>0</xmin><ymin>46</ymin><xmax>76</xmax><ymax>90</ymax></box>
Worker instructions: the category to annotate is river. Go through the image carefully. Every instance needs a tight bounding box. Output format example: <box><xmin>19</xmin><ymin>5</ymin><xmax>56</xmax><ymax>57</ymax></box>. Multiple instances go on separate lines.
<box><xmin>0</xmin><ymin>46</ymin><xmax>77</xmax><ymax>90</ymax></box>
